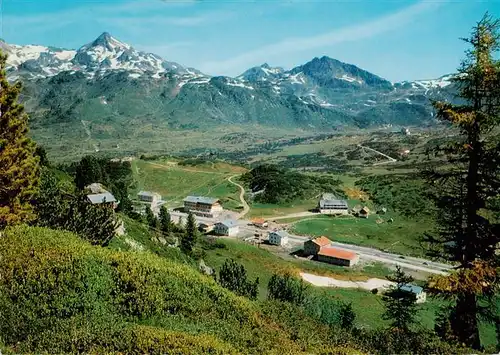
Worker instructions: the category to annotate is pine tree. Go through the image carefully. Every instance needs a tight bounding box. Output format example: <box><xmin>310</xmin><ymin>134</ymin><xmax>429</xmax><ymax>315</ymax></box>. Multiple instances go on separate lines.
<box><xmin>159</xmin><ymin>205</ymin><xmax>173</xmax><ymax>235</ymax></box>
<box><xmin>144</xmin><ymin>206</ymin><xmax>158</xmax><ymax>230</ymax></box>
<box><xmin>218</xmin><ymin>258</ymin><xmax>259</xmax><ymax>300</ymax></box>
<box><xmin>75</xmin><ymin>155</ymin><xmax>103</xmax><ymax>190</ymax></box>
<box><xmin>33</xmin><ymin>168</ymin><xmax>69</xmax><ymax>228</ymax></box>
<box><xmin>180</xmin><ymin>212</ymin><xmax>197</xmax><ymax>254</ymax></box>
<box><xmin>0</xmin><ymin>50</ymin><xmax>40</xmax><ymax>228</ymax></box>
<box><xmin>267</xmin><ymin>272</ymin><xmax>308</xmax><ymax>306</ymax></box>
<box><xmin>382</xmin><ymin>266</ymin><xmax>419</xmax><ymax>332</ymax></box>
<box><xmin>423</xmin><ymin>14</ymin><xmax>500</xmax><ymax>349</ymax></box>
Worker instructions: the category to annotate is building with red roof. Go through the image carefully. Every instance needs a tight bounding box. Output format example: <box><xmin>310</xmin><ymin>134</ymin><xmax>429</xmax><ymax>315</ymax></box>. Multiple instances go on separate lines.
<box><xmin>317</xmin><ymin>247</ymin><xmax>359</xmax><ymax>267</ymax></box>
<box><xmin>303</xmin><ymin>236</ymin><xmax>360</xmax><ymax>267</ymax></box>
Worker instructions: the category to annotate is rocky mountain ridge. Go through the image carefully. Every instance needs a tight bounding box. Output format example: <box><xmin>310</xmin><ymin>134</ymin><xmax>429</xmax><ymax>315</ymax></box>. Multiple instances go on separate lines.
<box><xmin>0</xmin><ymin>32</ymin><xmax>458</xmax><ymax>158</ymax></box>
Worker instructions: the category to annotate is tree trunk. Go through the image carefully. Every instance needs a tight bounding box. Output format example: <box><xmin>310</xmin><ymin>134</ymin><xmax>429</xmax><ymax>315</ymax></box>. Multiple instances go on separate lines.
<box><xmin>452</xmin><ymin>292</ymin><xmax>481</xmax><ymax>349</ymax></box>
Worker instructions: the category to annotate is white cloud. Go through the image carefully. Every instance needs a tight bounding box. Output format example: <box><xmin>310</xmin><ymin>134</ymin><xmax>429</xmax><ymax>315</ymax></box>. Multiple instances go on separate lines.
<box><xmin>1</xmin><ymin>0</ymin><xmax>199</xmax><ymax>33</ymax></box>
<box><xmin>136</xmin><ymin>41</ymin><xmax>195</xmax><ymax>54</ymax></box>
<box><xmin>104</xmin><ymin>10</ymin><xmax>234</xmax><ymax>28</ymax></box>
<box><xmin>199</xmin><ymin>1</ymin><xmax>441</xmax><ymax>75</ymax></box>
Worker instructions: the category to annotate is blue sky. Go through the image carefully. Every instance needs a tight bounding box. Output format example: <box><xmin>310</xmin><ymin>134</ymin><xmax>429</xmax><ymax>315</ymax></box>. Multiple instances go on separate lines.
<box><xmin>1</xmin><ymin>0</ymin><xmax>499</xmax><ymax>81</ymax></box>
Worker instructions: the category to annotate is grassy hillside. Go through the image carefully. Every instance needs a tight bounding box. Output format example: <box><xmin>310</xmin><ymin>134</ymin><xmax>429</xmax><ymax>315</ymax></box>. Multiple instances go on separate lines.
<box><xmin>131</xmin><ymin>158</ymin><xmax>246</xmax><ymax>210</ymax></box>
<box><xmin>203</xmin><ymin>238</ymin><xmax>434</xmax><ymax>327</ymax></box>
<box><xmin>291</xmin><ymin>214</ymin><xmax>430</xmax><ymax>257</ymax></box>
<box><xmin>0</xmin><ymin>225</ymin><xmax>362</xmax><ymax>354</ymax></box>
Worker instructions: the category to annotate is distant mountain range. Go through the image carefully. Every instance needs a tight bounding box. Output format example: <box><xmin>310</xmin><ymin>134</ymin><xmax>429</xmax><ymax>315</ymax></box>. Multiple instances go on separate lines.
<box><xmin>0</xmin><ymin>32</ymin><xmax>457</xmax><ymax>157</ymax></box>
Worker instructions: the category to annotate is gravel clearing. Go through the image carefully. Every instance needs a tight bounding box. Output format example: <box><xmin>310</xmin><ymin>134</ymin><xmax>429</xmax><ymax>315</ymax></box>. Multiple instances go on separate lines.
<box><xmin>300</xmin><ymin>272</ymin><xmax>395</xmax><ymax>291</ymax></box>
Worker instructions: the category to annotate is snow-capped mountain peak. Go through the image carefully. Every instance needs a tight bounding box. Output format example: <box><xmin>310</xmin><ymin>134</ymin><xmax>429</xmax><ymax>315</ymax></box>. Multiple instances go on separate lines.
<box><xmin>3</xmin><ymin>33</ymin><xmax>209</xmax><ymax>81</ymax></box>
<box><xmin>90</xmin><ymin>32</ymin><xmax>130</xmax><ymax>52</ymax></box>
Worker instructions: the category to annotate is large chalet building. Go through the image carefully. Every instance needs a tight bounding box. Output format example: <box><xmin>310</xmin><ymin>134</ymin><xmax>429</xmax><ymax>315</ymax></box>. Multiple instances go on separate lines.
<box><xmin>183</xmin><ymin>196</ymin><xmax>223</xmax><ymax>218</ymax></box>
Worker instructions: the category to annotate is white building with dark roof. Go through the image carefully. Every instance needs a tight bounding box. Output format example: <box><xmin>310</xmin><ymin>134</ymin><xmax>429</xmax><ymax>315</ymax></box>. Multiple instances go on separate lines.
<box><xmin>137</xmin><ymin>191</ymin><xmax>161</xmax><ymax>205</ymax></box>
<box><xmin>214</xmin><ymin>220</ymin><xmax>239</xmax><ymax>236</ymax></box>
<box><xmin>183</xmin><ymin>196</ymin><xmax>223</xmax><ymax>218</ymax></box>
<box><xmin>268</xmin><ymin>230</ymin><xmax>289</xmax><ymax>246</ymax></box>
<box><xmin>318</xmin><ymin>193</ymin><xmax>349</xmax><ymax>215</ymax></box>
<box><xmin>87</xmin><ymin>192</ymin><xmax>118</xmax><ymax>209</ymax></box>
<box><xmin>401</xmin><ymin>284</ymin><xmax>427</xmax><ymax>303</ymax></box>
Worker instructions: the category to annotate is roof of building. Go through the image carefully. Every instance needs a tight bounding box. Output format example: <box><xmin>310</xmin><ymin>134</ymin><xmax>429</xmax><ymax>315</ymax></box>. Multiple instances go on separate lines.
<box><xmin>360</xmin><ymin>206</ymin><xmax>371</xmax><ymax>213</ymax></box>
<box><xmin>320</xmin><ymin>199</ymin><xmax>348</xmax><ymax>208</ymax></box>
<box><xmin>270</xmin><ymin>230</ymin><xmax>290</xmax><ymax>238</ymax></box>
<box><xmin>252</xmin><ymin>218</ymin><xmax>267</xmax><ymax>224</ymax></box>
<box><xmin>198</xmin><ymin>222</ymin><xmax>214</xmax><ymax>227</ymax></box>
<box><xmin>309</xmin><ymin>236</ymin><xmax>331</xmax><ymax>247</ymax></box>
<box><xmin>184</xmin><ymin>196</ymin><xmax>220</xmax><ymax>205</ymax></box>
<box><xmin>401</xmin><ymin>284</ymin><xmax>424</xmax><ymax>294</ymax></box>
<box><xmin>138</xmin><ymin>191</ymin><xmax>161</xmax><ymax>197</ymax></box>
<box><xmin>318</xmin><ymin>247</ymin><xmax>357</xmax><ymax>260</ymax></box>
<box><xmin>217</xmin><ymin>220</ymin><xmax>238</xmax><ymax>228</ymax></box>
<box><xmin>87</xmin><ymin>192</ymin><xmax>117</xmax><ymax>204</ymax></box>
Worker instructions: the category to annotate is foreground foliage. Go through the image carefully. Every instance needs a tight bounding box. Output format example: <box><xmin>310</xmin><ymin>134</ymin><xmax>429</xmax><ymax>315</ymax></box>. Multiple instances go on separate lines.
<box><xmin>0</xmin><ymin>225</ymin><xmax>362</xmax><ymax>354</ymax></box>
<box><xmin>424</xmin><ymin>14</ymin><xmax>500</xmax><ymax>349</ymax></box>
<box><xmin>0</xmin><ymin>50</ymin><xmax>40</xmax><ymax>228</ymax></box>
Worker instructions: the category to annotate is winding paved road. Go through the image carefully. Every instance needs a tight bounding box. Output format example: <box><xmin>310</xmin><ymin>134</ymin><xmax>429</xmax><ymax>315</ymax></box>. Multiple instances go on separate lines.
<box><xmin>228</xmin><ymin>175</ymin><xmax>250</xmax><ymax>219</ymax></box>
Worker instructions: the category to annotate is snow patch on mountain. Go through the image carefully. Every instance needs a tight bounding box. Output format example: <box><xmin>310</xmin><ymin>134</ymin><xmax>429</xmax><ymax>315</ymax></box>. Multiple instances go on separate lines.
<box><xmin>405</xmin><ymin>74</ymin><xmax>454</xmax><ymax>90</ymax></box>
<box><xmin>226</xmin><ymin>80</ymin><xmax>255</xmax><ymax>90</ymax></box>
<box><xmin>338</xmin><ymin>74</ymin><xmax>363</xmax><ymax>84</ymax></box>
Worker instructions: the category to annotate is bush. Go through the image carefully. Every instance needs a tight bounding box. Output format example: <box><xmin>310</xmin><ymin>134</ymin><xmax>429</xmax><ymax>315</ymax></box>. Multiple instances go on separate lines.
<box><xmin>267</xmin><ymin>272</ymin><xmax>308</xmax><ymax>306</ymax></box>
<box><xmin>0</xmin><ymin>225</ymin><xmax>361</xmax><ymax>354</ymax></box>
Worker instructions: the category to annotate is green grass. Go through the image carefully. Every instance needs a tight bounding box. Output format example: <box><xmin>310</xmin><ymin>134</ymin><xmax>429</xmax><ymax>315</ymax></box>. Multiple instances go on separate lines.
<box><xmin>202</xmin><ymin>238</ymin><xmax>447</xmax><ymax>331</ymax></box>
<box><xmin>291</xmin><ymin>213</ymin><xmax>431</xmax><ymax>257</ymax></box>
<box><xmin>131</xmin><ymin>159</ymin><xmax>245</xmax><ymax>210</ymax></box>
<box><xmin>247</xmin><ymin>200</ymin><xmax>318</xmax><ymax>218</ymax></box>
<box><xmin>202</xmin><ymin>238</ymin><xmax>497</xmax><ymax>348</ymax></box>
<box><xmin>203</xmin><ymin>238</ymin><xmax>392</xmax><ymax>300</ymax></box>
<box><xmin>109</xmin><ymin>214</ymin><xmax>194</xmax><ymax>265</ymax></box>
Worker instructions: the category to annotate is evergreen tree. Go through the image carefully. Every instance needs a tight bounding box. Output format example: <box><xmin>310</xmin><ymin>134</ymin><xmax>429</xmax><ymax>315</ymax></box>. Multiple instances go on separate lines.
<box><xmin>34</xmin><ymin>174</ymin><xmax>118</xmax><ymax>247</ymax></box>
<box><xmin>75</xmin><ymin>155</ymin><xmax>103</xmax><ymax>190</ymax></box>
<box><xmin>267</xmin><ymin>272</ymin><xmax>308</xmax><ymax>306</ymax></box>
<box><xmin>180</xmin><ymin>212</ymin><xmax>197</xmax><ymax>254</ymax></box>
<box><xmin>218</xmin><ymin>258</ymin><xmax>259</xmax><ymax>300</ymax></box>
<box><xmin>65</xmin><ymin>192</ymin><xmax>119</xmax><ymax>246</ymax></box>
<box><xmin>382</xmin><ymin>266</ymin><xmax>419</xmax><ymax>332</ymax></box>
<box><xmin>423</xmin><ymin>14</ymin><xmax>500</xmax><ymax>349</ymax></box>
<box><xmin>338</xmin><ymin>302</ymin><xmax>356</xmax><ymax>330</ymax></box>
<box><xmin>434</xmin><ymin>306</ymin><xmax>457</xmax><ymax>344</ymax></box>
<box><xmin>33</xmin><ymin>168</ymin><xmax>69</xmax><ymax>228</ymax></box>
<box><xmin>144</xmin><ymin>206</ymin><xmax>158</xmax><ymax>230</ymax></box>
<box><xmin>0</xmin><ymin>50</ymin><xmax>40</xmax><ymax>228</ymax></box>
<box><xmin>159</xmin><ymin>205</ymin><xmax>173</xmax><ymax>235</ymax></box>
<box><xmin>35</xmin><ymin>145</ymin><xmax>50</xmax><ymax>167</ymax></box>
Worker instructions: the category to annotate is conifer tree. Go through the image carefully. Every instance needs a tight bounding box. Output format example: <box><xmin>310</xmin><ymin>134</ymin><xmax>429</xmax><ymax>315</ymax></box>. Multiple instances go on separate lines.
<box><xmin>181</xmin><ymin>212</ymin><xmax>197</xmax><ymax>254</ymax></box>
<box><xmin>159</xmin><ymin>205</ymin><xmax>172</xmax><ymax>235</ymax></box>
<box><xmin>33</xmin><ymin>168</ymin><xmax>69</xmax><ymax>228</ymax></box>
<box><xmin>382</xmin><ymin>266</ymin><xmax>418</xmax><ymax>332</ymax></box>
<box><xmin>144</xmin><ymin>206</ymin><xmax>158</xmax><ymax>230</ymax></box>
<box><xmin>424</xmin><ymin>13</ymin><xmax>500</xmax><ymax>349</ymax></box>
<box><xmin>75</xmin><ymin>155</ymin><xmax>103</xmax><ymax>190</ymax></box>
<box><xmin>218</xmin><ymin>258</ymin><xmax>259</xmax><ymax>300</ymax></box>
<box><xmin>0</xmin><ymin>50</ymin><xmax>40</xmax><ymax>228</ymax></box>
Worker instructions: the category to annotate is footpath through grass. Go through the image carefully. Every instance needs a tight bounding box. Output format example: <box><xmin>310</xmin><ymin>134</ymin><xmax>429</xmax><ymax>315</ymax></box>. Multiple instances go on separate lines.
<box><xmin>131</xmin><ymin>159</ymin><xmax>246</xmax><ymax>210</ymax></box>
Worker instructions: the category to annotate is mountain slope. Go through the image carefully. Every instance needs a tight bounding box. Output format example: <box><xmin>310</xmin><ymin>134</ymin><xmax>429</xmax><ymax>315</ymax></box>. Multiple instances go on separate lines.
<box><xmin>0</xmin><ymin>225</ymin><xmax>362</xmax><ymax>354</ymax></box>
<box><xmin>2</xmin><ymin>32</ymin><xmax>457</xmax><ymax>158</ymax></box>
